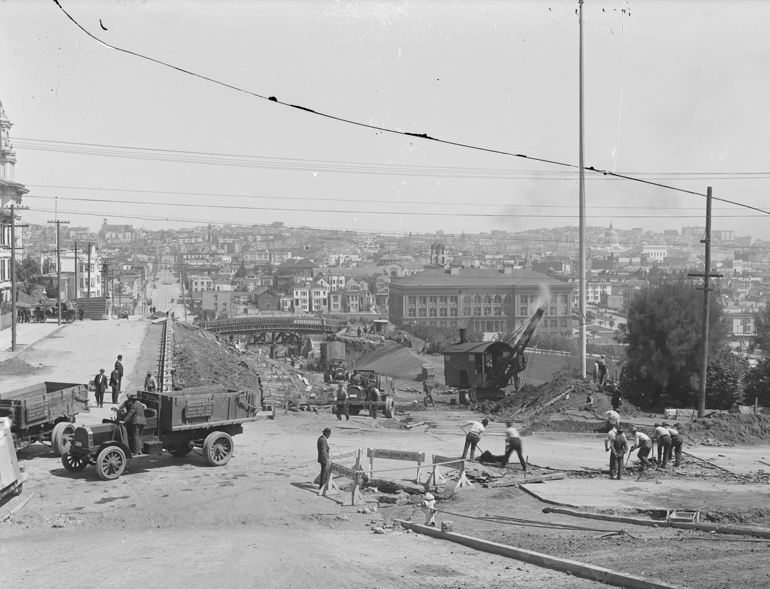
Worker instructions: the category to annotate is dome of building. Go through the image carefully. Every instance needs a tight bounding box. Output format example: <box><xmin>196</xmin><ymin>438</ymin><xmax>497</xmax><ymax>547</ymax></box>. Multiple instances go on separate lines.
<box><xmin>604</xmin><ymin>222</ymin><xmax>619</xmax><ymax>244</ymax></box>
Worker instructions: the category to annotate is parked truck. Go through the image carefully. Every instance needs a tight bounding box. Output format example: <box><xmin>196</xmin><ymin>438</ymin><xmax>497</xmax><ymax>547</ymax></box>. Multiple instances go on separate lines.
<box><xmin>0</xmin><ymin>381</ymin><xmax>90</xmax><ymax>455</ymax></box>
<box><xmin>61</xmin><ymin>384</ymin><xmax>262</xmax><ymax>480</ymax></box>
<box><xmin>346</xmin><ymin>370</ymin><xmax>394</xmax><ymax>418</ymax></box>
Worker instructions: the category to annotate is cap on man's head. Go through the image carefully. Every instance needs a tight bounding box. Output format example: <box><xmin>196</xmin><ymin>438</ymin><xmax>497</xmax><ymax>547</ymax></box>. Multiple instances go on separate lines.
<box><xmin>631</xmin><ymin>426</ymin><xmax>638</xmax><ymax>432</ymax></box>
<box><xmin>322</xmin><ymin>428</ymin><xmax>331</xmax><ymax>434</ymax></box>
<box><xmin>100</xmin><ymin>368</ymin><xmax>105</xmax><ymax>373</ymax></box>
<box><xmin>654</xmin><ymin>423</ymin><xmax>661</xmax><ymax>427</ymax></box>
<box><xmin>128</xmin><ymin>391</ymin><xmax>138</xmax><ymax>399</ymax></box>
<box><xmin>662</xmin><ymin>422</ymin><xmax>670</xmax><ymax>427</ymax></box>
<box><xmin>147</xmin><ymin>371</ymin><xmax>152</xmax><ymax>376</ymax></box>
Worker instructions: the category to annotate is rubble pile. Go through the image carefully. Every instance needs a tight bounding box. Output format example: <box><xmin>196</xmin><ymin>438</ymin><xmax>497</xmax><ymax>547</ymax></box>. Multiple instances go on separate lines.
<box><xmin>679</xmin><ymin>413</ymin><xmax>770</xmax><ymax>446</ymax></box>
<box><xmin>479</xmin><ymin>375</ymin><xmax>646</xmax><ymax>434</ymax></box>
<box><xmin>0</xmin><ymin>357</ymin><xmax>38</xmax><ymax>376</ymax></box>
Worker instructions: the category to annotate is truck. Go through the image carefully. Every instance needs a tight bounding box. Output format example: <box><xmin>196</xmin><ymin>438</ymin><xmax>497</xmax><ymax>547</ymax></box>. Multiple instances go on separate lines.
<box><xmin>320</xmin><ymin>341</ymin><xmax>348</xmax><ymax>383</ymax></box>
<box><xmin>0</xmin><ymin>381</ymin><xmax>90</xmax><ymax>455</ymax></box>
<box><xmin>346</xmin><ymin>370</ymin><xmax>394</xmax><ymax>418</ymax></box>
<box><xmin>60</xmin><ymin>384</ymin><xmax>262</xmax><ymax>480</ymax></box>
<box><xmin>443</xmin><ymin>309</ymin><xmax>544</xmax><ymax>404</ymax></box>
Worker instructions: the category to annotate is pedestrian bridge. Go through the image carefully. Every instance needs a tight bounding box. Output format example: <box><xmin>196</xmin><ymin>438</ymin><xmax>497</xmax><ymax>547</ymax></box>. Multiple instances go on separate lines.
<box><xmin>199</xmin><ymin>315</ymin><xmax>346</xmax><ymax>336</ymax></box>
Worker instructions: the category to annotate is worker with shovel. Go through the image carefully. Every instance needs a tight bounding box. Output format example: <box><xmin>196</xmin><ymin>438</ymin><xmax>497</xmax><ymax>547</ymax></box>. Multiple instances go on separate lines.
<box><xmin>665</xmin><ymin>423</ymin><xmax>684</xmax><ymax>467</ymax></box>
<box><xmin>652</xmin><ymin>423</ymin><xmax>672</xmax><ymax>468</ymax></box>
<box><xmin>461</xmin><ymin>418</ymin><xmax>488</xmax><ymax>463</ymax></box>
<box><xmin>629</xmin><ymin>427</ymin><xmax>655</xmax><ymax>470</ymax></box>
<box><xmin>502</xmin><ymin>421</ymin><xmax>527</xmax><ymax>475</ymax></box>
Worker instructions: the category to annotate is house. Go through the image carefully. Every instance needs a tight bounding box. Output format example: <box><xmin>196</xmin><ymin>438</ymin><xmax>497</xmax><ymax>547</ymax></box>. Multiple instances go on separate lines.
<box><xmin>202</xmin><ymin>290</ymin><xmax>232</xmax><ymax>318</ymax></box>
<box><xmin>250</xmin><ymin>286</ymin><xmax>280</xmax><ymax>310</ymax></box>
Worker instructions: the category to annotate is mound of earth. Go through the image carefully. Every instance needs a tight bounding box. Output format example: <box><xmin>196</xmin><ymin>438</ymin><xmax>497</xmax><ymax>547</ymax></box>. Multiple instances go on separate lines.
<box><xmin>356</xmin><ymin>345</ymin><xmax>426</xmax><ymax>381</ymax></box>
<box><xmin>0</xmin><ymin>357</ymin><xmax>38</xmax><ymax>376</ymax></box>
<box><xmin>679</xmin><ymin>413</ymin><xmax>770</xmax><ymax>446</ymax></box>
<box><xmin>479</xmin><ymin>375</ymin><xmax>646</xmax><ymax>434</ymax></box>
<box><xmin>173</xmin><ymin>324</ymin><xmax>263</xmax><ymax>391</ymax></box>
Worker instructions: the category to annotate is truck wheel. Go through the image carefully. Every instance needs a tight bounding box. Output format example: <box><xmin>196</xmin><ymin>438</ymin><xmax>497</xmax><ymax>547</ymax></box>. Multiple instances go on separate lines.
<box><xmin>202</xmin><ymin>432</ymin><xmax>233</xmax><ymax>466</ymax></box>
<box><xmin>383</xmin><ymin>397</ymin><xmax>395</xmax><ymax>419</ymax></box>
<box><xmin>61</xmin><ymin>452</ymin><xmax>89</xmax><ymax>472</ymax></box>
<box><xmin>51</xmin><ymin>422</ymin><xmax>76</xmax><ymax>456</ymax></box>
<box><xmin>96</xmin><ymin>446</ymin><xmax>127</xmax><ymax>480</ymax></box>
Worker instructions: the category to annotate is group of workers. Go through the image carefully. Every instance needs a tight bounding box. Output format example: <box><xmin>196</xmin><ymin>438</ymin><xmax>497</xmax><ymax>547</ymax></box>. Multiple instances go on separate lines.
<box><xmin>605</xmin><ymin>416</ymin><xmax>685</xmax><ymax>478</ymax></box>
<box><xmin>459</xmin><ymin>417</ymin><xmax>528</xmax><ymax>475</ymax></box>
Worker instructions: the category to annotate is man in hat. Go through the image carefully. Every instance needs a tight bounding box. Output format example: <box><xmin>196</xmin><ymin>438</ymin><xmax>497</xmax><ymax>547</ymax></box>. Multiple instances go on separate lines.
<box><xmin>335</xmin><ymin>383</ymin><xmax>350</xmax><ymax>421</ymax></box>
<box><xmin>652</xmin><ymin>423</ymin><xmax>672</xmax><ymax>468</ymax></box>
<box><xmin>665</xmin><ymin>423</ymin><xmax>684</xmax><ymax>467</ymax></box>
<box><xmin>115</xmin><ymin>355</ymin><xmax>124</xmax><ymax>392</ymax></box>
<box><xmin>629</xmin><ymin>426</ymin><xmax>654</xmax><ymax>470</ymax></box>
<box><xmin>597</xmin><ymin>355</ymin><xmax>608</xmax><ymax>387</ymax></box>
<box><xmin>502</xmin><ymin>421</ymin><xmax>527</xmax><ymax>474</ymax></box>
<box><xmin>93</xmin><ymin>368</ymin><xmax>108</xmax><ymax>408</ymax></box>
<box><xmin>611</xmin><ymin>428</ymin><xmax>628</xmax><ymax>480</ymax></box>
<box><xmin>317</xmin><ymin>428</ymin><xmax>331</xmax><ymax>489</ymax></box>
<box><xmin>108</xmin><ymin>367</ymin><xmax>121</xmax><ymax>404</ymax></box>
<box><xmin>461</xmin><ymin>418</ymin><xmax>489</xmax><ymax>463</ymax></box>
<box><xmin>120</xmin><ymin>392</ymin><xmax>146</xmax><ymax>455</ymax></box>
<box><xmin>144</xmin><ymin>371</ymin><xmax>158</xmax><ymax>392</ymax></box>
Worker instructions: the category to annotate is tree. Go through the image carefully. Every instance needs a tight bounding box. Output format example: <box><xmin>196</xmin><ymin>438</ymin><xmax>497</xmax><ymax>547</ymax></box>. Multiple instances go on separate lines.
<box><xmin>705</xmin><ymin>348</ymin><xmax>748</xmax><ymax>410</ymax></box>
<box><xmin>15</xmin><ymin>256</ymin><xmax>41</xmax><ymax>295</ymax></box>
<box><xmin>609</xmin><ymin>319</ymin><xmax>615</xmax><ymax>330</ymax></box>
<box><xmin>621</xmin><ymin>283</ymin><xmax>729</xmax><ymax>409</ymax></box>
<box><xmin>44</xmin><ymin>279</ymin><xmax>58</xmax><ymax>299</ymax></box>
<box><xmin>753</xmin><ymin>302</ymin><xmax>770</xmax><ymax>354</ymax></box>
<box><xmin>744</xmin><ymin>358</ymin><xmax>770</xmax><ymax>407</ymax></box>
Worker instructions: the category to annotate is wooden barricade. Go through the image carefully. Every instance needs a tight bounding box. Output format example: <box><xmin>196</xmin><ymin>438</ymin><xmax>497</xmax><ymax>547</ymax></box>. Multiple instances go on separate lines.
<box><xmin>425</xmin><ymin>454</ymin><xmax>473</xmax><ymax>491</ymax></box>
<box><xmin>367</xmin><ymin>448</ymin><xmax>426</xmax><ymax>483</ymax></box>
<box><xmin>318</xmin><ymin>448</ymin><xmax>365</xmax><ymax>506</ymax></box>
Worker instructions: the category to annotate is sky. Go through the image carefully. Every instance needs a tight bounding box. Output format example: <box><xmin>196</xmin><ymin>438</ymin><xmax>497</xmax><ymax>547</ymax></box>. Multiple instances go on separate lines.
<box><xmin>2</xmin><ymin>0</ymin><xmax>770</xmax><ymax>239</ymax></box>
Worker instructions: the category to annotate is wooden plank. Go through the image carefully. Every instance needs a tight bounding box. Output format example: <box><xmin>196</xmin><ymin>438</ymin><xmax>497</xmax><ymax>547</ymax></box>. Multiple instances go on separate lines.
<box><xmin>395</xmin><ymin>520</ymin><xmax>681</xmax><ymax>589</ymax></box>
<box><xmin>489</xmin><ymin>473</ymin><xmax>566</xmax><ymax>488</ymax></box>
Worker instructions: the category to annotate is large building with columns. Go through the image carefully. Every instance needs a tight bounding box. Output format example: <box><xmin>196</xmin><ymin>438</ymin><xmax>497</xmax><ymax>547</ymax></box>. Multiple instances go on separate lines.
<box><xmin>388</xmin><ymin>267</ymin><xmax>574</xmax><ymax>336</ymax></box>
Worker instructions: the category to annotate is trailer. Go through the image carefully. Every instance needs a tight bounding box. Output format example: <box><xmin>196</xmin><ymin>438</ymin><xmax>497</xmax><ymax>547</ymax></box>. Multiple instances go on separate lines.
<box><xmin>0</xmin><ymin>381</ymin><xmax>90</xmax><ymax>456</ymax></box>
<box><xmin>61</xmin><ymin>384</ymin><xmax>263</xmax><ymax>480</ymax></box>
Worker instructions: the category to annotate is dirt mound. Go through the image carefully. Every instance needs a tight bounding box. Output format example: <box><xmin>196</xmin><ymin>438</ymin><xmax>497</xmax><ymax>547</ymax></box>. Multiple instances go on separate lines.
<box><xmin>479</xmin><ymin>375</ymin><xmax>646</xmax><ymax>434</ymax></box>
<box><xmin>356</xmin><ymin>345</ymin><xmax>425</xmax><ymax>381</ymax></box>
<box><xmin>0</xmin><ymin>357</ymin><xmax>38</xmax><ymax>376</ymax></box>
<box><xmin>173</xmin><ymin>325</ymin><xmax>263</xmax><ymax>391</ymax></box>
<box><xmin>679</xmin><ymin>413</ymin><xmax>770</xmax><ymax>446</ymax></box>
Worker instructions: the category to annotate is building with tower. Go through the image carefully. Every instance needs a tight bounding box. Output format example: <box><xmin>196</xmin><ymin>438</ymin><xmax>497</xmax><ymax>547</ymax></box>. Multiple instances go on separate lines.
<box><xmin>0</xmin><ymin>100</ymin><xmax>28</xmax><ymax>308</ymax></box>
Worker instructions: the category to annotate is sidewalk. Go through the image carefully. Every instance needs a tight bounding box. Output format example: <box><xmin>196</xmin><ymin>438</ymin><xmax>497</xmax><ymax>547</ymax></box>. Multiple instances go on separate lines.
<box><xmin>0</xmin><ymin>321</ymin><xmax>63</xmax><ymax>360</ymax></box>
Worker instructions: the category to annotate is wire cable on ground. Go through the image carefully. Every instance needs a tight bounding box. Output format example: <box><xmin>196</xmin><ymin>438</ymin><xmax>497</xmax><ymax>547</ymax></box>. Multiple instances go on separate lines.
<box><xmin>51</xmin><ymin>0</ymin><xmax>770</xmax><ymax>218</ymax></box>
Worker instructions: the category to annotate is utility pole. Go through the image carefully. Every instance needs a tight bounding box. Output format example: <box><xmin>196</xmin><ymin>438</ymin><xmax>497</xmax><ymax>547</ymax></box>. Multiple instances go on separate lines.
<box><xmin>74</xmin><ymin>240</ymin><xmax>78</xmax><ymax>302</ymax></box>
<box><xmin>47</xmin><ymin>217</ymin><xmax>70</xmax><ymax>325</ymax></box>
<box><xmin>87</xmin><ymin>242</ymin><xmax>91</xmax><ymax>297</ymax></box>
<box><xmin>9</xmin><ymin>203</ymin><xmax>29</xmax><ymax>352</ymax></box>
<box><xmin>688</xmin><ymin>187</ymin><xmax>721</xmax><ymax>418</ymax></box>
<box><xmin>577</xmin><ymin>0</ymin><xmax>587</xmax><ymax>377</ymax></box>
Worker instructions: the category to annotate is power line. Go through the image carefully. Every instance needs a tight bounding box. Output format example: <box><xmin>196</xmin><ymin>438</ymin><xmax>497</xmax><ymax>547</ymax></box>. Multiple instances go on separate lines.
<box><xmin>24</xmin><ymin>194</ymin><xmax>767</xmax><ymax>219</ymax></box>
<box><xmin>24</xmin><ymin>183</ymin><xmax>768</xmax><ymax>211</ymax></box>
<box><xmin>16</xmin><ymin>137</ymin><xmax>770</xmax><ymax>181</ymax></box>
<box><xmin>50</xmin><ymin>0</ymin><xmax>770</xmax><ymax>218</ymax></box>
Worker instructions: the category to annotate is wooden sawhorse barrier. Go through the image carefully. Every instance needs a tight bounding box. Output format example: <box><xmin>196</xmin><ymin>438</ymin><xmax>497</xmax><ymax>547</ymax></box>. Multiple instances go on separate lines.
<box><xmin>424</xmin><ymin>454</ymin><xmax>473</xmax><ymax>491</ymax></box>
<box><xmin>367</xmin><ymin>448</ymin><xmax>426</xmax><ymax>484</ymax></box>
<box><xmin>318</xmin><ymin>448</ymin><xmax>366</xmax><ymax>506</ymax></box>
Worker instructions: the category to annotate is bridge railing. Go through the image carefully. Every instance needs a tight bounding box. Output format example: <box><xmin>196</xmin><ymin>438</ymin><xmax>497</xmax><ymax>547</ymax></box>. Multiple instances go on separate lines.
<box><xmin>200</xmin><ymin>315</ymin><xmax>347</xmax><ymax>333</ymax></box>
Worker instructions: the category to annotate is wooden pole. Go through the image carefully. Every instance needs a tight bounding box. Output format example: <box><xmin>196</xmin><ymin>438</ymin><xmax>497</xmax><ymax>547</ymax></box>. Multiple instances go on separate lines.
<box><xmin>87</xmin><ymin>242</ymin><xmax>91</xmax><ymax>298</ymax></box>
<box><xmin>10</xmin><ymin>203</ymin><xmax>17</xmax><ymax>351</ymax></box>
<box><xmin>578</xmin><ymin>0</ymin><xmax>587</xmax><ymax>378</ymax></box>
<box><xmin>698</xmin><ymin>187</ymin><xmax>712</xmax><ymax>418</ymax></box>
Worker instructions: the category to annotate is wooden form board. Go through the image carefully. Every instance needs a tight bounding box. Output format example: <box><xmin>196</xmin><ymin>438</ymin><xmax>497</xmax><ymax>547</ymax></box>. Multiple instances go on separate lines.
<box><xmin>367</xmin><ymin>448</ymin><xmax>426</xmax><ymax>483</ymax></box>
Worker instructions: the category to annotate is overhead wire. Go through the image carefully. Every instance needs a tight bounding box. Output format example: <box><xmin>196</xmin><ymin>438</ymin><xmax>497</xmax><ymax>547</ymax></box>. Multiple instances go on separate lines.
<box><xmin>22</xmin><ymin>194</ymin><xmax>767</xmax><ymax>219</ymax></box>
<box><xmin>50</xmin><ymin>0</ymin><xmax>770</xmax><ymax>218</ymax></box>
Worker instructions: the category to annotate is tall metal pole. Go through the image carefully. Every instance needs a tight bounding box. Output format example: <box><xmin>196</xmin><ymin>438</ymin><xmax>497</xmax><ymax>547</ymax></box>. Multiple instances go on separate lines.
<box><xmin>56</xmin><ymin>220</ymin><xmax>61</xmax><ymax>324</ymax></box>
<box><xmin>74</xmin><ymin>240</ymin><xmax>78</xmax><ymax>302</ymax></box>
<box><xmin>10</xmin><ymin>204</ymin><xmax>17</xmax><ymax>351</ymax></box>
<box><xmin>578</xmin><ymin>0</ymin><xmax>587</xmax><ymax>377</ymax></box>
<box><xmin>87</xmin><ymin>242</ymin><xmax>91</xmax><ymax>297</ymax></box>
<box><xmin>698</xmin><ymin>187</ymin><xmax>713</xmax><ymax>418</ymax></box>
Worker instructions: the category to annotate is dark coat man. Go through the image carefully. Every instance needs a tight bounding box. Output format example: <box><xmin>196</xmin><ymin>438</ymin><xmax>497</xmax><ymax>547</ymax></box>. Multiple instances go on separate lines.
<box><xmin>115</xmin><ymin>355</ymin><xmax>124</xmax><ymax>391</ymax></box>
<box><xmin>317</xmin><ymin>428</ymin><xmax>331</xmax><ymax>489</ymax></box>
<box><xmin>93</xmin><ymin>369</ymin><xmax>108</xmax><ymax>408</ymax></box>
<box><xmin>121</xmin><ymin>393</ymin><xmax>146</xmax><ymax>455</ymax></box>
<box><xmin>109</xmin><ymin>369</ymin><xmax>121</xmax><ymax>404</ymax></box>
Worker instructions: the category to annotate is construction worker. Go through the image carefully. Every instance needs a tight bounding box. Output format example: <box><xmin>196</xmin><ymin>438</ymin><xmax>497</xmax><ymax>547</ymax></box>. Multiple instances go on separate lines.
<box><xmin>597</xmin><ymin>356</ymin><xmax>608</xmax><ymax>386</ymax></box>
<box><xmin>629</xmin><ymin>427</ymin><xmax>654</xmax><ymax>470</ymax></box>
<box><xmin>603</xmin><ymin>409</ymin><xmax>620</xmax><ymax>432</ymax></box>
<box><xmin>611</xmin><ymin>428</ymin><xmax>628</xmax><ymax>480</ymax></box>
<box><xmin>350</xmin><ymin>370</ymin><xmax>362</xmax><ymax>386</ymax></box>
<box><xmin>605</xmin><ymin>424</ymin><xmax>618</xmax><ymax>478</ymax></box>
<box><xmin>502</xmin><ymin>421</ymin><xmax>527</xmax><ymax>474</ymax></box>
<box><xmin>468</xmin><ymin>384</ymin><xmax>478</xmax><ymax>407</ymax></box>
<box><xmin>610</xmin><ymin>385</ymin><xmax>622</xmax><ymax>412</ymax></box>
<box><xmin>461</xmin><ymin>418</ymin><xmax>488</xmax><ymax>463</ymax></box>
<box><xmin>144</xmin><ymin>371</ymin><xmax>158</xmax><ymax>392</ymax></box>
<box><xmin>652</xmin><ymin>423</ymin><xmax>672</xmax><ymax>468</ymax></box>
<box><xmin>665</xmin><ymin>422</ymin><xmax>684</xmax><ymax>467</ymax></box>
<box><xmin>367</xmin><ymin>385</ymin><xmax>380</xmax><ymax>419</ymax></box>
<box><xmin>584</xmin><ymin>392</ymin><xmax>595</xmax><ymax>412</ymax></box>
<box><xmin>317</xmin><ymin>428</ymin><xmax>331</xmax><ymax>489</ymax></box>
<box><xmin>423</xmin><ymin>381</ymin><xmax>436</xmax><ymax>408</ymax></box>
<box><xmin>335</xmin><ymin>383</ymin><xmax>350</xmax><ymax>421</ymax></box>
